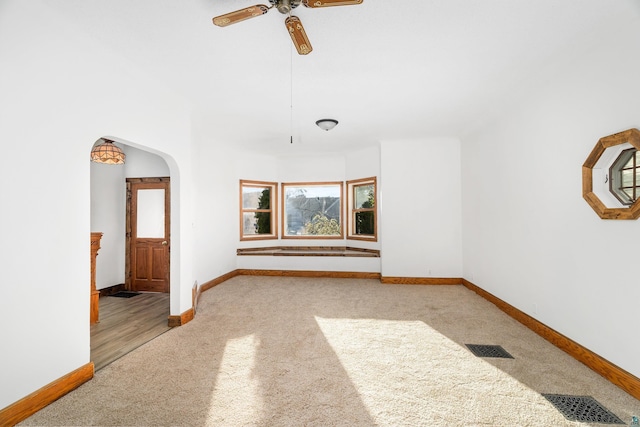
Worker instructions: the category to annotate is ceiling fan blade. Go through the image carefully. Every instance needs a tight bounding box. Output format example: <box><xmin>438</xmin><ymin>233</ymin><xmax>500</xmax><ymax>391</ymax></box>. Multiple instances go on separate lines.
<box><xmin>302</xmin><ymin>0</ymin><xmax>363</xmax><ymax>8</ymax></box>
<box><xmin>212</xmin><ymin>5</ymin><xmax>270</xmax><ymax>27</ymax></box>
<box><xmin>285</xmin><ymin>16</ymin><xmax>313</xmax><ymax>55</ymax></box>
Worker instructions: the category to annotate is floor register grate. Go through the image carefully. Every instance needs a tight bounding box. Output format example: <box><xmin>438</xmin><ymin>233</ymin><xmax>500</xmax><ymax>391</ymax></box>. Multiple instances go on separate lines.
<box><xmin>465</xmin><ymin>344</ymin><xmax>514</xmax><ymax>359</ymax></box>
<box><xmin>542</xmin><ymin>394</ymin><xmax>624</xmax><ymax>424</ymax></box>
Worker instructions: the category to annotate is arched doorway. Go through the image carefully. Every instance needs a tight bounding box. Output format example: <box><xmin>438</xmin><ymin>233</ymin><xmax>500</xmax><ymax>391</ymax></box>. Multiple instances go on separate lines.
<box><xmin>90</xmin><ymin>138</ymin><xmax>173</xmax><ymax>370</ymax></box>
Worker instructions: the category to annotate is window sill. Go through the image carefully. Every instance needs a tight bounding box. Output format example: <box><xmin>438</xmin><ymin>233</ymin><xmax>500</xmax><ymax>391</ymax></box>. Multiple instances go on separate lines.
<box><xmin>237</xmin><ymin>246</ymin><xmax>380</xmax><ymax>257</ymax></box>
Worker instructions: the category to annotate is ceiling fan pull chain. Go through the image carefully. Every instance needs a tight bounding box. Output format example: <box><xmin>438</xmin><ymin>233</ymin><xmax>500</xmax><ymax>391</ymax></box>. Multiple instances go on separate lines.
<box><xmin>290</xmin><ymin>40</ymin><xmax>294</xmax><ymax>143</ymax></box>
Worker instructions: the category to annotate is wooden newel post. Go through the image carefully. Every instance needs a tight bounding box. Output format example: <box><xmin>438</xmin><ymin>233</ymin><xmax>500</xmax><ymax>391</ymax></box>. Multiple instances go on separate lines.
<box><xmin>90</xmin><ymin>232</ymin><xmax>103</xmax><ymax>324</ymax></box>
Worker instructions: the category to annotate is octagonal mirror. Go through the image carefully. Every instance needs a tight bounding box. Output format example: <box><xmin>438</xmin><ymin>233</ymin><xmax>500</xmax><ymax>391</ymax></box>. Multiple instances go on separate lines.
<box><xmin>582</xmin><ymin>128</ymin><xmax>640</xmax><ymax>219</ymax></box>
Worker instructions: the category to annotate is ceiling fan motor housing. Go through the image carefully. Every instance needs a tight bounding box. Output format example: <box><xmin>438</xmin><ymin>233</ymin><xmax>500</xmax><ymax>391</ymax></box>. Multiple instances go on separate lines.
<box><xmin>270</xmin><ymin>0</ymin><xmax>302</xmax><ymax>14</ymax></box>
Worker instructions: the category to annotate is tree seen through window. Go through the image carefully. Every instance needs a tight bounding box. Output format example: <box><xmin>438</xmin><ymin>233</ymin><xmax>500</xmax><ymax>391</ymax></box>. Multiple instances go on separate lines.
<box><xmin>283</xmin><ymin>183</ymin><xmax>342</xmax><ymax>237</ymax></box>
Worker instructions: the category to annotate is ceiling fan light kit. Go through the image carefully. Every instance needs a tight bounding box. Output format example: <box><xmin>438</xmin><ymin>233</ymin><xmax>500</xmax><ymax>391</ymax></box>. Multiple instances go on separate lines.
<box><xmin>316</xmin><ymin>119</ymin><xmax>338</xmax><ymax>131</ymax></box>
<box><xmin>212</xmin><ymin>0</ymin><xmax>363</xmax><ymax>55</ymax></box>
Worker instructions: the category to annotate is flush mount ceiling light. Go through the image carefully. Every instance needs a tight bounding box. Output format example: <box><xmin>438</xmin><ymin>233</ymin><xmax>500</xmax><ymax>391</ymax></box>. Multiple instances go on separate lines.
<box><xmin>90</xmin><ymin>139</ymin><xmax>126</xmax><ymax>165</ymax></box>
<box><xmin>316</xmin><ymin>119</ymin><xmax>338</xmax><ymax>131</ymax></box>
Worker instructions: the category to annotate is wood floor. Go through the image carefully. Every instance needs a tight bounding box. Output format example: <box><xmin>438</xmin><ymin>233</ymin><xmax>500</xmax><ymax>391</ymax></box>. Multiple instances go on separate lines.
<box><xmin>91</xmin><ymin>292</ymin><xmax>171</xmax><ymax>371</ymax></box>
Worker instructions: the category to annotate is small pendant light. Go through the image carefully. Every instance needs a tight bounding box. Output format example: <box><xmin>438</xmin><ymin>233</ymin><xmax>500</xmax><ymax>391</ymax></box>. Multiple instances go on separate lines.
<box><xmin>90</xmin><ymin>139</ymin><xmax>126</xmax><ymax>165</ymax></box>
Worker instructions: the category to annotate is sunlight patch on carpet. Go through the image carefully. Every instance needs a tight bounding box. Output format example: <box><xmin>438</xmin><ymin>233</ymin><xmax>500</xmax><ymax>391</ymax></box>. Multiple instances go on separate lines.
<box><xmin>313</xmin><ymin>316</ymin><xmax>558</xmax><ymax>425</ymax></box>
<box><xmin>208</xmin><ymin>334</ymin><xmax>263</xmax><ymax>425</ymax></box>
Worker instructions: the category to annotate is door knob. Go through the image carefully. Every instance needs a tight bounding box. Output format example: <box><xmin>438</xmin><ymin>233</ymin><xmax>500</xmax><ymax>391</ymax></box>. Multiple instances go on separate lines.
<box><xmin>162</xmin><ymin>241</ymin><xmax>168</xmax><ymax>245</ymax></box>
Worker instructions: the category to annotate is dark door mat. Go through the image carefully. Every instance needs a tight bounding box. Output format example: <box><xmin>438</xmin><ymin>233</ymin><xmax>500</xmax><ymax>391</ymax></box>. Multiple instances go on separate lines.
<box><xmin>542</xmin><ymin>394</ymin><xmax>624</xmax><ymax>424</ymax></box>
<box><xmin>465</xmin><ymin>344</ymin><xmax>514</xmax><ymax>359</ymax></box>
<box><xmin>109</xmin><ymin>291</ymin><xmax>141</xmax><ymax>298</ymax></box>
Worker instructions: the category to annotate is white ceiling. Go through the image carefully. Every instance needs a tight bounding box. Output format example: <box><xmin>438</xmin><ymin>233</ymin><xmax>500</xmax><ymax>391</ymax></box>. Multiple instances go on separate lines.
<box><xmin>45</xmin><ymin>0</ymin><xmax>640</xmax><ymax>154</ymax></box>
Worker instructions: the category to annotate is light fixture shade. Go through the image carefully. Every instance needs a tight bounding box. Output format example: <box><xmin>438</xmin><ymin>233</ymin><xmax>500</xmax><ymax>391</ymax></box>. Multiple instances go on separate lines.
<box><xmin>90</xmin><ymin>139</ymin><xmax>126</xmax><ymax>165</ymax></box>
<box><xmin>316</xmin><ymin>118</ymin><xmax>338</xmax><ymax>131</ymax></box>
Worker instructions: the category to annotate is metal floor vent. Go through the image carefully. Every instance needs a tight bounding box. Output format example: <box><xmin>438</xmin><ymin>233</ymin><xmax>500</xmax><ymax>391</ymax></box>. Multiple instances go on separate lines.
<box><xmin>542</xmin><ymin>394</ymin><xmax>624</xmax><ymax>424</ymax></box>
<box><xmin>465</xmin><ymin>344</ymin><xmax>514</xmax><ymax>359</ymax></box>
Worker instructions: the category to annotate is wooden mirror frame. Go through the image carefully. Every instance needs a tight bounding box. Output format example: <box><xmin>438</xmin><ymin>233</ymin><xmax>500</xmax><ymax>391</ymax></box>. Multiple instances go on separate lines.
<box><xmin>582</xmin><ymin>128</ymin><xmax>640</xmax><ymax>219</ymax></box>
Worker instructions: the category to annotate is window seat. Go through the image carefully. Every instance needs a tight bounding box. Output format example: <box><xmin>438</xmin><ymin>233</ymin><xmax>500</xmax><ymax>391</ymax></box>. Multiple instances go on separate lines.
<box><xmin>237</xmin><ymin>246</ymin><xmax>380</xmax><ymax>257</ymax></box>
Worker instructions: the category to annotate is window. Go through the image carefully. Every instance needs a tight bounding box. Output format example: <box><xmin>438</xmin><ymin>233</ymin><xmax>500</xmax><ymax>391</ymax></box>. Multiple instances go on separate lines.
<box><xmin>240</xmin><ymin>180</ymin><xmax>277</xmax><ymax>240</ymax></box>
<box><xmin>609</xmin><ymin>148</ymin><xmax>639</xmax><ymax>206</ymax></box>
<box><xmin>347</xmin><ymin>177</ymin><xmax>377</xmax><ymax>241</ymax></box>
<box><xmin>282</xmin><ymin>182</ymin><xmax>343</xmax><ymax>238</ymax></box>
<box><xmin>582</xmin><ymin>128</ymin><xmax>640</xmax><ymax>220</ymax></box>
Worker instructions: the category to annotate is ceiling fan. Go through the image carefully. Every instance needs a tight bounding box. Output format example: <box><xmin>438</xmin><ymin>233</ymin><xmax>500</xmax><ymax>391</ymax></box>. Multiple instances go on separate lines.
<box><xmin>212</xmin><ymin>0</ymin><xmax>363</xmax><ymax>55</ymax></box>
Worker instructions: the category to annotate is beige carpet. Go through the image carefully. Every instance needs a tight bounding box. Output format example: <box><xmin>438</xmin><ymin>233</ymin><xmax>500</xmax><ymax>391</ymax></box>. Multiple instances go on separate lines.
<box><xmin>20</xmin><ymin>276</ymin><xmax>640</xmax><ymax>426</ymax></box>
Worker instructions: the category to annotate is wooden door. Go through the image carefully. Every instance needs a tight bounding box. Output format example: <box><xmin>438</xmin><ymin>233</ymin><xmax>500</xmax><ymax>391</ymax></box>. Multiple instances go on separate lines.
<box><xmin>127</xmin><ymin>178</ymin><xmax>170</xmax><ymax>293</ymax></box>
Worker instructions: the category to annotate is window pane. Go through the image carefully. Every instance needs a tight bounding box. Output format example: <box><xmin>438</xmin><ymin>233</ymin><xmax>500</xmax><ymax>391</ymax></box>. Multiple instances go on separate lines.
<box><xmin>240</xmin><ymin>180</ymin><xmax>277</xmax><ymax>240</ymax></box>
<box><xmin>284</xmin><ymin>184</ymin><xmax>341</xmax><ymax>236</ymax></box>
<box><xmin>243</xmin><ymin>187</ymin><xmax>270</xmax><ymax>210</ymax></box>
<box><xmin>623</xmin><ymin>156</ymin><xmax>635</xmax><ymax>169</ymax></box>
<box><xmin>354</xmin><ymin>211</ymin><xmax>375</xmax><ymax>235</ymax></box>
<box><xmin>137</xmin><ymin>189</ymin><xmax>165</xmax><ymax>238</ymax></box>
<box><xmin>347</xmin><ymin>177</ymin><xmax>376</xmax><ymax>241</ymax></box>
<box><xmin>243</xmin><ymin>212</ymin><xmax>271</xmax><ymax>235</ymax></box>
<box><xmin>354</xmin><ymin>184</ymin><xmax>375</xmax><ymax>209</ymax></box>
<box><xmin>622</xmin><ymin>169</ymin><xmax>634</xmax><ymax>187</ymax></box>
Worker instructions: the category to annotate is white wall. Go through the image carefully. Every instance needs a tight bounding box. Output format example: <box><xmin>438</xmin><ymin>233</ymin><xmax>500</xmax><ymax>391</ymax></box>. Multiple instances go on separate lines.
<box><xmin>190</xmin><ymin>112</ymin><xmax>245</xmax><ymax>284</ymax></box>
<box><xmin>90</xmin><ymin>158</ymin><xmax>126</xmax><ymax>289</ymax></box>
<box><xmin>345</xmin><ymin>145</ymin><xmax>381</xmax><ymax>182</ymax></box>
<box><xmin>123</xmin><ymin>145</ymin><xmax>171</xmax><ymax>178</ymax></box>
<box><xmin>461</xmin><ymin>15</ymin><xmax>640</xmax><ymax>378</ymax></box>
<box><xmin>380</xmin><ymin>139</ymin><xmax>463</xmax><ymax>278</ymax></box>
<box><xmin>0</xmin><ymin>0</ymin><xmax>194</xmax><ymax>409</ymax></box>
